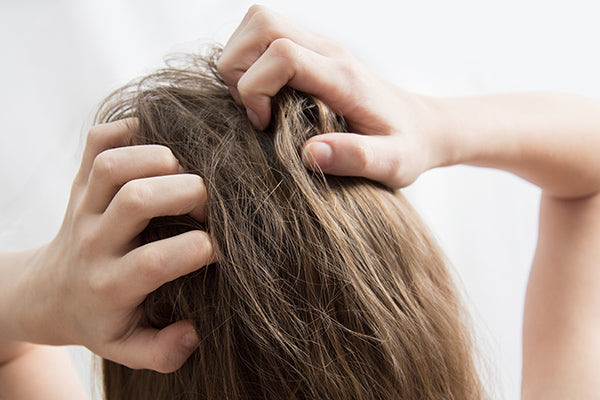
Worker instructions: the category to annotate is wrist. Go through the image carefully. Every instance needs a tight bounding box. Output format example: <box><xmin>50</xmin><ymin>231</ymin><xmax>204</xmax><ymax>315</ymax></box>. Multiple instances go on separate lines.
<box><xmin>410</xmin><ymin>93</ymin><xmax>463</xmax><ymax>170</ymax></box>
<box><xmin>0</xmin><ymin>249</ymin><xmax>38</xmax><ymax>363</ymax></box>
<box><xmin>20</xmin><ymin>243</ymin><xmax>71</xmax><ymax>346</ymax></box>
<box><xmin>1</xmin><ymin>244</ymin><xmax>68</xmax><ymax>346</ymax></box>
<box><xmin>423</xmin><ymin>95</ymin><xmax>501</xmax><ymax>170</ymax></box>
<box><xmin>0</xmin><ymin>248</ymin><xmax>41</xmax><ymax>343</ymax></box>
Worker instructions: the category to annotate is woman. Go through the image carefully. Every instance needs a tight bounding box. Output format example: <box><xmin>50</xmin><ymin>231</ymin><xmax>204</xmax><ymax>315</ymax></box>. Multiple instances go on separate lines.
<box><xmin>1</xmin><ymin>5</ymin><xmax>599</xmax><ymax>399</ymax></box>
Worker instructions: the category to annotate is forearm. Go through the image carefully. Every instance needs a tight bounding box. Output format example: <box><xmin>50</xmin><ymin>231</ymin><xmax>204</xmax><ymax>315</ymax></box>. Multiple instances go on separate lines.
<box><xmin>427</xmin><ymin>92</ymin><xmax>600</xmax><ymax>397</ymax></box>
<box><xmin>0</xmin><ymin>344</ymin><xmax>87</xmax><ymax>400</ymax></box>
<box><xmin>0</xmin><ymin>249</ymin><xmax>87</xmax><ymax>399</ymax></box>
<box><xmin>0</xmin><ymin>249</ymin><xmax>38</xmax><ymax>353</ymax></box>
<box><xmin>0</xmin><ymin>246</ymin><xmax>65</xmax><ymax>359</ymax></box>
<box><xmin>522</xmin><ymin>193</ymin><xmax>600</xmax><ymax>399</ymax></box>
<box><xmin>431</xmin><ymin>92</ymin><xmax>600</xmax><ymax>198</ymax></box>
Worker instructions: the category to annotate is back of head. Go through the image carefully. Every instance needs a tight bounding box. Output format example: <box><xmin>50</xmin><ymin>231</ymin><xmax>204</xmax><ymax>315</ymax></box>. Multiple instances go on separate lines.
<box><xmin>98</xmin><ymin>48</ymin><xmax>485</xmax><ymax>400</ymax></box>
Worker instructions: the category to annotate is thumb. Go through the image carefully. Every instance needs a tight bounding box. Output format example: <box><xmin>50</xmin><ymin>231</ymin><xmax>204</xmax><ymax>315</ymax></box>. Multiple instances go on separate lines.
<box><xmin>105</xmin><ymin>320</ymin><xmax>199</xmax><ymax>374</ymax></box>
<box><xmin>301</xmin><ymin>133</ymin><xmax>402</xmax><ymax>188</ymax></box>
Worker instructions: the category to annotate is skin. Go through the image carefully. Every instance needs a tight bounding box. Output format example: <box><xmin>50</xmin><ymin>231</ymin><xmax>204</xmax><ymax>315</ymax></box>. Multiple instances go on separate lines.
<box><xmin>218</xmin><ymin>6</ymin><xmax>600</xmax><ymax>399</ymax></box>
<box><xmin>2</xmin><ymin>5</ymin><xmax>600</xmax><ymax>399</ymax></box>
<box><xmin>0</xmin><ymin>119</ymin><xmax>214</xmax><ymax>398</ymax></box>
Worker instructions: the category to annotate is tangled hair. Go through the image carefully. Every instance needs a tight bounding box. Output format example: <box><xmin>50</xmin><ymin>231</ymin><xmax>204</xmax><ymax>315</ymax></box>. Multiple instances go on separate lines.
<box><xmin>97</xmin><ymin>48</ymin><xmax>485</xmax><ymax>399</ymax></box>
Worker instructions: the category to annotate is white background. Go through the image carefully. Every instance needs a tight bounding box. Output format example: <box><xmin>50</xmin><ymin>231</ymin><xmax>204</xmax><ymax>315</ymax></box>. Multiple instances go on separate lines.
<box><xmin>1</xmin><ymin>1</ymin><xmax>599</xmax><ymax>399</ymax></box>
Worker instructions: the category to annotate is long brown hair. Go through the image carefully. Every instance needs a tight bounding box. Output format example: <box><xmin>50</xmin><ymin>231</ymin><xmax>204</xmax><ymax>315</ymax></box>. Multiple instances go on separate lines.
<box><xmin>97</xmin><ymin>48</ymin><xmax>485</xmax><ymax>399</ymax></box>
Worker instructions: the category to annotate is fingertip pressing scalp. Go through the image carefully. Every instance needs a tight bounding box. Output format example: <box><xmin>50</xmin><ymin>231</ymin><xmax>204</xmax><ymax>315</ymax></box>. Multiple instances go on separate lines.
<box><xmin>301</xmin><ymin>141</ymin><xmax>333</xmax><ymax>171</ymax></box>
<box><xmin>180</xmin><ymin>328</ymin><xmax>199</xmax><ymax>351</ymax></box>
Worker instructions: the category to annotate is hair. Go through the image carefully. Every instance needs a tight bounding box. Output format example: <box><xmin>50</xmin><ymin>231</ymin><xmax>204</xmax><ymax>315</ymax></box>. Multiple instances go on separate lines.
<box><xmin>96</xmin><ymin>47</ymin><xmax>485</xmax><ymax>400</ymax></box>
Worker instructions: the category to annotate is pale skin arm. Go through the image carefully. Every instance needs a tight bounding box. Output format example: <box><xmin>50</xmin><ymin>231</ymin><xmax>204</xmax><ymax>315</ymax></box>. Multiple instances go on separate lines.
<box><xmin>219</xmin><ymin>6</ymin><xmax>600</xmax><ymax>398</ymax></box>
<box><xmin>0</xmin><ymin>338</ymin><xmax>87</xmax><ymax>400</ymax></box>
<box><xmin>434</xmin><ymin>94</ymin><xmax>600</xmax><ymax>399</ymax></box>
<box><xmin>0</xmin><ymin>247</ymin><xmax>90</xmax><ymax>400</ymax></box>
<box><xmin>0</xmin><ymin>250</ymin><xmax>87</xmax><ymax>399</ymax></box>
<box><xmin>0</xmin><ymin>119</ymin><xmax>214</xmax><ymax>399</ymax></box>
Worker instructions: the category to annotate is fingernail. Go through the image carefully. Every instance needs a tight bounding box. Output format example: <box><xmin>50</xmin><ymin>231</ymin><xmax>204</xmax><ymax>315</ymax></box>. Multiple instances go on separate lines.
<box><xmin>302</xmin><ymin>142</ymin><xmax>333</xmax><ymax>170</ymax></box>
<box><xmin>177</xmin><ymin>163</ymin><xmax>185</xmax><ymax>173</ymax></box>
<box><xmin>181</xmin><ymin>330</ymin><xmax>199</xmax><ymax>350</ymax></box>
<box><xmin>246</xmin><ymin>108</ymin><xmax>263</xmax><ymax>130</ymax></box>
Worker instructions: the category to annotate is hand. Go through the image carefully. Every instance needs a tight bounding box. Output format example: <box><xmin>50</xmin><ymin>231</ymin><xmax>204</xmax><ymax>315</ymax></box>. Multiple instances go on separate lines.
<box><xmin>15</xmin><ymin>119</ymin><xmax>213</xmax><ymax>373</ymax></box>
<box><xmin>218</xmin><ymin>5</ymin><xmax>447</xmax><ymax>189</ymax></box>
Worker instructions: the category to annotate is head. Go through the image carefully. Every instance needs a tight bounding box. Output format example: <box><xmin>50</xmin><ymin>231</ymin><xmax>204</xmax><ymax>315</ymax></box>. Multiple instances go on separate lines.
<box><xmin>97</xmin><ymin>47</ymin><xmax>485</xmax><ymax>399</ymax></box>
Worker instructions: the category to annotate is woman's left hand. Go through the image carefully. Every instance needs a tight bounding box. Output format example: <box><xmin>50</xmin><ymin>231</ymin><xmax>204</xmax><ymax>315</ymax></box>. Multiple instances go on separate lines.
<box><xmin>3</xmin><ymin>119</ymin><xmax>213</xmax><ymax>373</ymax></box>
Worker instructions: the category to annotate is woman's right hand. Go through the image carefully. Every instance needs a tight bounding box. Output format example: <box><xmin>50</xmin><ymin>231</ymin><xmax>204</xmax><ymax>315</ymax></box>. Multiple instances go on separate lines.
<box><xmin>218</xmin><ymin>5</ymin><xmax>448</xmax><ymax>189</ymax></box>
<box><xmin>220</xmin><ymin>7</ymin><xmax>600</xmax><ymax>399</ymax></box>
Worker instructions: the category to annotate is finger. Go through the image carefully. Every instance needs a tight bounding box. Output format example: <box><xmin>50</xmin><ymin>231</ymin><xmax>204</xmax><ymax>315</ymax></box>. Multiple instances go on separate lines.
<box><xmin>301</xmin><ymin>133</ymin><xmax>406</xmax><ymax>188</ymax></box>
<box><xmin>222</xmin><ymin>4</ymin><xmax>262</xmax><ymax>50</ymax></box>
<box><xmin>101</xmin><ymin>174</ymin><xmax>208</xmax><ymax>247</ymax></box>
<box><xmin>76</xmin><ymin>118</ymin><xmax>139</xmax><ymax>185</ymax></box>
<box><xmin>119</xmin><ymin>230</ymin><xmax>214</xmax><ymax>299</ymax></box>
<box><xmin>81</xmin><ymin>145</ymin><xmax>182</xmax><ymax>214</ymax></box>
<box><xmin>236</xmin><ymin>38</ymin><xmax>355</xmax><ymax>130</ymax></box>
<box><xmin>106</xmin><ymin>320</ymin><xmax>198</xmax><ymax>373</ymax></box>
<box><xmin>218</xmin><ymin>5</ymin><xmax>341</xmax><ymax>89</ymax></box>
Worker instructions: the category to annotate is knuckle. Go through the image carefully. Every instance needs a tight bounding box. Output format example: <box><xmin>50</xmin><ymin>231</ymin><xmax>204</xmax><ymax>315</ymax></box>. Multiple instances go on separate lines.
<box><xmin>75</xmin><ymin>222</ymin><xmax>102</xmax><ymax>261</ymax></box>
<box><xmin>190</xmin><ymin>174</ymin><xmax>205</xmax><ymax>195</ymax></box>
<box><xmin>91</xmin><ymin>150</ymin><xmax>117</xmax><ymax>181</ymax></box>
<box><xmin>185</xmin><ymin>175</ymin><xmax>207</xmax><ymax>207</ymax></box>
<box><xmin>236</xmin><ymin>74</ymin><xmax>254</xmax><ymax>101</ymax></box>
<box><xmin>216</xmin><ymin>55</ymin><xmax>229</xmax><ymax>77</ymax></box>
<box><xmin>329</xmin><ymin>40</ymin><xmax>352</xmax><ymax>58</ymax></box>
<box><xmin>250</xmin><ymin>8</ymin><xmax>279</xmax><ymax>35</ymax></box>
<box><xmin>217</xmin><ymin>50</ymin><xmax>246</xmax><ymax>87</ymax></box>
<box><xmin>86</xmin><ymin>125</ymin><xmax>103</xmax><ymax>146</ymax></box>
<box><xmin>87</xmin><ymin>269</ymin><xmax>114</xmax><ymax>297</ymax></box>
<box><xmin>189</xmin><ymin>231</ymin><xmax>214</xmax><ymax>261</ymax></box>
<box><xmin>269</xmin><ymin>38</ymin><xmax>296</xmax><ymax>59</ymax></box>
<box><xmin>335</xmin><ymin>59</ymin><xmax>371</xmax><ymax>102</ymax></box>
<box><xmin>337</xmin><ymin>58</ymin><xmax>360</xmax><ymax>82</ymax></box>
<box><xmin>387</xmin><ymin>157</ymin><xmax>405</xmax><ymax>188</ymax></box>
<box><xmin>247</xmin><ymin>4</ymin><xmax>267</xmax><ymax>17</ymax></box>
<box><xmin>354</xmin><ymin>142</ymin><xmax>374</xmax><ymax>172</ymax></box>
<box><xmin>216</xmin><ymin>53</ymin><xmax>238</xmax><ymax>86</ymax></box>
<box><xmin>153</xmin><ymin>146</ymin><xmax>178</xmax><ymax>171</ymax></box>
<box><xmin>136</xmin><ymin>247</ymin><xmax>166</xmax><ymax>282</ymax></box>
<box><xmin>78</xmin><ymin>231</ymin><xmax>97</xmax><ymax>257</ymax></box>
<box><xmin>117</xmin><ymin>181</ymin><xmax>150</xmax><ymax>213</ymax></box>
